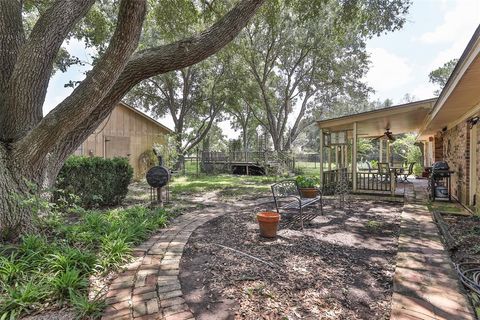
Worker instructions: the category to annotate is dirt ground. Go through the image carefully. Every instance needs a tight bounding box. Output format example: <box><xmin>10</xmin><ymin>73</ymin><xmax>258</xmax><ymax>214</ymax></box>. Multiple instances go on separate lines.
<box><xmin>180</xmin><ymin>199</ymin><xmax>403</xmax><ymax>320</ymax></box>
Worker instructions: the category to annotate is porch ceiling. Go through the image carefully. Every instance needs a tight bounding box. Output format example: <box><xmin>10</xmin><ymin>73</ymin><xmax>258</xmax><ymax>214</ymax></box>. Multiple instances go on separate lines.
<box><xmin>317</xmin><ymin>98</ymin><xmax>436</xmax><ymax>138</ymax></box>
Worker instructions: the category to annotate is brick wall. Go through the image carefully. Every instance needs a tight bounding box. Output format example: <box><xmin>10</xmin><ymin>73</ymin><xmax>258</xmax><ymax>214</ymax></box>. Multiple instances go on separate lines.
<box><xmin>434</xmin><ymin>135</ymin><xmax>443</xmax><ymax>162</ymax></box>
<box><xmin>442</xmin><ymin>122</ymin><xmax>469</xmax><ymax>204</ymax></box>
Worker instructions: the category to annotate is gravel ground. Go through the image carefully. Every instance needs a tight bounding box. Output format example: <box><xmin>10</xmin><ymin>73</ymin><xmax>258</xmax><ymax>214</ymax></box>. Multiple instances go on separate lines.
<box><xmin>180</xmin><ymin>200</ymin><xmax>402</xmax><ymax>320</ymax></box>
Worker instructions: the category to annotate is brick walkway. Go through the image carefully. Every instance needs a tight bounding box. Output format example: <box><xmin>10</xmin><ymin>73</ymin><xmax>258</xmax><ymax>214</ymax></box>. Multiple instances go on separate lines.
<box><xmin>101</xmin><ymin>202</ymin><xmax>225</xmax><ymax>320</ymax></box>
<box><xmin>390</xmin><ymin>180</ymin><xmax>474</xmax><ymax>319</ymax></box>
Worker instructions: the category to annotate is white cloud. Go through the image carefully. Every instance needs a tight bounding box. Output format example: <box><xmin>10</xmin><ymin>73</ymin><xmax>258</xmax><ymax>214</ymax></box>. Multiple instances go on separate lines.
<box><xmin>419</xmin><ymin>0</ymin><xmax>479</xmax><ymax>44</ymax></box>
<box><xmin>419</xmin><ymin>0</ymin><xmax>480</xmax><ymax>69</ymax></box>
<box><xmin>365</xmin><ymin>47</ymin><xmax>413</xmax><ymax>93</ymax></box>
<box><xmin>411</xmin><ymin>82</ymin><xmax>437</xmax><ymax>100</ymax></box>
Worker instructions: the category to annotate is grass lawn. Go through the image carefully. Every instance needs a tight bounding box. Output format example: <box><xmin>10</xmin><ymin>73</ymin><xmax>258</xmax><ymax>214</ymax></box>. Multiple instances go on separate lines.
<box><xmin>128</xmin><ymin>174</ymin><xmax>284</xmax><ymax>204</ymax></box>
<box><xmin>170</xmin><ymin>174</ymin><xmax>278</xmax><ymax>196</ymax></box>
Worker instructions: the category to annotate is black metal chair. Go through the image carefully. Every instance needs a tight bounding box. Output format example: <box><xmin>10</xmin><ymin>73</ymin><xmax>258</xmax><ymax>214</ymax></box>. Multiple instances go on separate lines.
<box><xmin>377</xmin><ymin>162</ymin><xmax>390</xmax><ymax>182</ymax></box>
<box><xmin>271</xmin><ymin>180</ymin><xmax>323</xmax><ymax>229</ymax></box>
<box><xmin>402</xmin><ymin>162</ymin><xmax>415</xmax><ymax>182</ymax></box>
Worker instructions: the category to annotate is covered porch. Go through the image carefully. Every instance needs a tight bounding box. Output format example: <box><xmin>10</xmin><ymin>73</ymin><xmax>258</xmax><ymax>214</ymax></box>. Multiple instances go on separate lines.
<box><xmin>317</xmin><ymin>98</ymin><xmax>436</xmax><ymax>195</ymax></box>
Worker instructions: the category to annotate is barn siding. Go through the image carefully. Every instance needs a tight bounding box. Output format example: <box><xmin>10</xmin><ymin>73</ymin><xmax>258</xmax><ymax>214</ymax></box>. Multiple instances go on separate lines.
<box><xmin>75</xmin><ymin>103</ymin><xmax>170</xmax><ymax>179</ymax></box>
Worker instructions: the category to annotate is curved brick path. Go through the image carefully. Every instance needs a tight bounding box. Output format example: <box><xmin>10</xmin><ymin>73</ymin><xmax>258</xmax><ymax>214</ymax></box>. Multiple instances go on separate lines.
<box><xmin>101</xmin><ymin>196</ymin><xmax>264</xmax><ymax>320</ymax></box>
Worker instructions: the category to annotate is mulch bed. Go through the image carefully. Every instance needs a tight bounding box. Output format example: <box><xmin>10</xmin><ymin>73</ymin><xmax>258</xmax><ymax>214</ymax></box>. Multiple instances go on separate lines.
<box><xmin>440</xmin><ymin>212</ymin><xmax>480</xmax><ymax>262</ymax></box>
<box><xmin>437</xmin><ymin>211</ymin><xmax>480</xmax><ymax>316</ymax></box>
<box><xmin>179</xmin><ymin>200</ymin><xmax>402</xmax><ymax>319</ymax></box>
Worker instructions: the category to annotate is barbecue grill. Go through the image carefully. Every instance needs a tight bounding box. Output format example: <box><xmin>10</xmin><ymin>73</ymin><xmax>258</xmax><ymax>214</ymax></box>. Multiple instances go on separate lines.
<box><xmin>429</xmin><ymin>161</ymin><xmax>453</xmax><ymax>201</ymax></box>
<box><xmin>146</xmin><ymin>152</ymin><xmax>171</xmax><ymax>205</ymax></box>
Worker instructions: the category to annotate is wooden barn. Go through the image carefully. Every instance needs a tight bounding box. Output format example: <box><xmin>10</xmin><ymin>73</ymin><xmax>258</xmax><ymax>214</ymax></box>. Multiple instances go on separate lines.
<box><xmin>74</xmin><ymin>101</ymin><xmax>172</xmax><ymax>179</ymax></box>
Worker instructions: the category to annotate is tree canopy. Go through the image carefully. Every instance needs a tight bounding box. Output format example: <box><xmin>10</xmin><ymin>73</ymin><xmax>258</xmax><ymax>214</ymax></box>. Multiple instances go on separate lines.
<box><xmin>429</xmin><ymin>59</ymin><xmax>458</xmax><ymax>96</ymax></box>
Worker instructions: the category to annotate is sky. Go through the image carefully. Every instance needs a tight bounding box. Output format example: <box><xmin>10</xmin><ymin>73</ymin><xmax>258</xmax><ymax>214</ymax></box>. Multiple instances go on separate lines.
<box><xmin>43</xmin><ymin>0</ymin><xmax>480</xmax><ymax>138</ymax></box>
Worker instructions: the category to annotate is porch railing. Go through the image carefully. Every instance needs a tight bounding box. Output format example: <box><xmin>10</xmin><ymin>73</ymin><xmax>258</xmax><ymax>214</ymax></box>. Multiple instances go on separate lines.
<box><xmin>323</xmin><ymin>169</ymin><xmax>394</xmax><ymax>194</ymax></box>
<box><xmin>322</xmin><ymin>168</ymin><xmax>352</xmax><ymax>195</ymax></box>
<box><xmin>355</xmin><ymin>172</ymin><xmax>392</xmax><ymax>192</ymax></box>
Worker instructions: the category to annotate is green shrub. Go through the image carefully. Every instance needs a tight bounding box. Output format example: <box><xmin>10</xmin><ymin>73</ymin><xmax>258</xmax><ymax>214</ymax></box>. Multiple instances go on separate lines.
<box><xmin>413</xmin><ymin>163</ymin><xmax>423</xmax><ymax>177</ymax></box>
<box><xmin>55</xmin><ymin>156</ymin><xmax>133</xmax><ymax>208</ymax></box>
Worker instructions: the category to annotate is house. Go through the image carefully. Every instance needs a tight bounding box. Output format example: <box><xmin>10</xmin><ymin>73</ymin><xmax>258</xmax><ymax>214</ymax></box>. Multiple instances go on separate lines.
<box><xmin>316</xmin><ymin>24</ymin><xmax>480</xmax><ymax>211</ymax></box>
<box><xmin>419</xmin><ymin>25</ymin><xmax>480</xmax><ymax>210</ymax></box>
<box><xmin>74</xmin><ymin>101</ymin><xmax>172</xmax><ymax>179</ymax></box>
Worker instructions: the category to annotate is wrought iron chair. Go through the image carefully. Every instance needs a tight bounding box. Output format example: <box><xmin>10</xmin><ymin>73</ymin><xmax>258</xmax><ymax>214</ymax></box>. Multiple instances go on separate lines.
<box><xmin>377</xmin><ymin>162</ymin><xmax>390</xmax><ymax>182</ymax></box>
<box><xmin>271</xmin><ymin>180</ymin><xmax>323</xmax><ymax>229</ymax></box>
<box><xmin>402</xmin><ymin>162</ymin><xmax>415</xmax><ymax>182</ymax></box>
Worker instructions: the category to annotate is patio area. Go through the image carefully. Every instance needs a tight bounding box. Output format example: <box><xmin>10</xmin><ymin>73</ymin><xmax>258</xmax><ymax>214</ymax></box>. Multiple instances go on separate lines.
<box><xmin>100</xmin><ymin>178</ymin><xmax>475</xmax><ymax>320</ymax></box>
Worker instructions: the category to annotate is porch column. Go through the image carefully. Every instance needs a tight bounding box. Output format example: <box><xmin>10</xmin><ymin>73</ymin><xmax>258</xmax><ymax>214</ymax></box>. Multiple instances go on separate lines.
<box><xmin>386</xmin><ymin>140</ymin><xmax>391</xmax><ymax>165</ymax></box>
<box><xmin>335</xmin><ymin>146</ymin><xmax>339</xmax><ymax>169</ymax></box>
<box><xmin>319</xmin><ymin>128</ymin><xmax>324</xmax><ymax>187</ymax></box>
<box><xmin>328</xmin><ymin>147</ymin><xmax>332</xmax><ymax>171</ymax></box>
<box><xmin>352</xmin><ymin>122</ymin><xmax>358</xmax><ymax>192</ymax></box>
<box><xmin>379</xmin><ymin>139</ymin><xmax>383</xmax><ymax>162</ymax></box>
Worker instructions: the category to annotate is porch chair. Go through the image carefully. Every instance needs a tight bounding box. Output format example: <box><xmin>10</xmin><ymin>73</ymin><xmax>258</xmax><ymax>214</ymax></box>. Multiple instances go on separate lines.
<box><xmin>402</xmin><ymin>162</ymin><xmax>415</xmax><ymax>182</ymax></box>
<box><xmin>271</xmin><ymin>180</ymin><xmax>323</xmax><ymax>229</ymax></box>
<box><xmin>366</xmin><ymin>162</ymin><xmax>378</xmax><ymax>176</ymax></box>
<box><xmin>377</xmin><ymin>162</ymin><xmax>390</xmax><ymax>182</ymax></box>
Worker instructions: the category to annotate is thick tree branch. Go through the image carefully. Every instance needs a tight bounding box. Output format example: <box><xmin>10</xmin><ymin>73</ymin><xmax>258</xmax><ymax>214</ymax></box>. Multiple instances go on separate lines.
<box><xmin>1</xmin><ymin>0</ymin><xmax>95</xmax><ymax>142</ymax></box>
<box><xmin>51</xmin><ymin>0</ymin><xmax>265</xmax><ymax>164</ymax></box>
<box><xmin>15</xmin><ymin>0</ymin><xmax>147</xmax><ymax>167</ymax></box>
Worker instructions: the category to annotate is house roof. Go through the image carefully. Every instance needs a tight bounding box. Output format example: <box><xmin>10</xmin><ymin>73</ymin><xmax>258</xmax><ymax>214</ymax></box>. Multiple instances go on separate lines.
<box><xmin>317</xmin><ymin>98</ymin><xmax>437</xmax><ymax>138</ymax></box>
<box><xmin>420</xmin><ymin>25</ymin><xmax>480</xmax><ymax>136</ymax></box>
<box><xmin>119</xmin><ymin>101</ymin><xmax>173</xmax><ymax>134</ymax></box>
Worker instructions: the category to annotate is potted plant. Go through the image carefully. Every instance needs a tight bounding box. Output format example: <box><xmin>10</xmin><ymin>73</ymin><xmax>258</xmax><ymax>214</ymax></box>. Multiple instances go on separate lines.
<box><xmin>295</xmin><ymin>175</ymin><xmax>320</xmax><ymax>198</ymax></box>
<box><xmin>256</xmin><ymin>211</ymin><xmax>280</xmax><ymax>238</ymax></box>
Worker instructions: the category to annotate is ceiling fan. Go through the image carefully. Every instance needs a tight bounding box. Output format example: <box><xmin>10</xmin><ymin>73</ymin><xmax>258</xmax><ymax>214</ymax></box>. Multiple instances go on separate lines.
<box><xmin>372</xmin><ymin>128</ymin><xmax>396</xmax><ymax>141</ymax></box>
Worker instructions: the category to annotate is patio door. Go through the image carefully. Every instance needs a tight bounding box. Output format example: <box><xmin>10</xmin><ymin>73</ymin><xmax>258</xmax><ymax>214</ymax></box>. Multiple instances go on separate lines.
<box><xmin>470</xmin><ymin>124</ymin><xmax>477</xmax><ymax>206</ymax></box>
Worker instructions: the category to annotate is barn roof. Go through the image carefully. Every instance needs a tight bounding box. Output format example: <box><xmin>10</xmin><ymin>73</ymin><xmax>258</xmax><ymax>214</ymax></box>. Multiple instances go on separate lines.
<box><xmin>120</xmin><ymin>101</ymin><xmax>173</xmax><ymax>134</ymax></box>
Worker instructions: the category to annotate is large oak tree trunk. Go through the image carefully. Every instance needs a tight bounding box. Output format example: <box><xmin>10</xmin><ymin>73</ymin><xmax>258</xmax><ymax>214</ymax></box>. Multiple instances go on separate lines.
<box><xmin>0</xmin><ymin>0</ymin><xmax>265</xmax><ymax>240</ymax></box>
<box><xmin>0</xmin><ymin>145</ymin><xmax>36</xmax><ymax>240</ymax></box>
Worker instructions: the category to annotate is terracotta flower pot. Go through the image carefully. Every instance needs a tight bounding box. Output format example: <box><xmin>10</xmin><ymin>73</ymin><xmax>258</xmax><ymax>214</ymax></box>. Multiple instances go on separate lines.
<box><xmin>299</xmin><ymin>187</ymin><xmax>318</xmax><ymax>198</ymax></box>
<box><xmin>256</xmin><ymin>211</ymin><xmax>280</xmax><ymax>238</ymax></box>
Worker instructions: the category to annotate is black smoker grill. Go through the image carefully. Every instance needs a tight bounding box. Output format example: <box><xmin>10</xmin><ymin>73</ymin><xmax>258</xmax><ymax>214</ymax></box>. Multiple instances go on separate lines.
<box><xmin>146</xmin><ymin>152</ymin><xmax>171</xmax><ymax>206</ymax></box>
<box><xmin>429</xmin><ymin>161</ymin><xmax>453</xmax><ymax>201</ymax></box>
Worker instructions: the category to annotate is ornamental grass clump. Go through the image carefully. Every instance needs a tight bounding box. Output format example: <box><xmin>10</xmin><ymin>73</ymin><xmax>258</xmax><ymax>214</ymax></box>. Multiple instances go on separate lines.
<box><xmin>0</xmin><ymin>204</ymin><xmax>170</xmax><ymax>319</ymax></box>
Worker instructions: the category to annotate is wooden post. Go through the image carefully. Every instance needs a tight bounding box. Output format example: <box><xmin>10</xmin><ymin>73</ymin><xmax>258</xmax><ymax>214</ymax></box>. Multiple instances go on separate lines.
<box><xmin>352</xmin><ymin>122</ymin><xmax>357</xmax><ymax>192</ymax></box>
<box><xmin>379</xmin><ymin>139</ymin><xmax>383</xmax><ymax>163</ymax></box>
<box><xmin>328</xmin><ymin>147</ymin><xmax>332</xmax><ymax>171</ymax></box>
<box><xmin>335</xmin><ymin>146</ymin><xmax>339</xmax><ymax>169</ymax></box>
<box><xmin>390</xmin><ymin>172</ymin><xmax>396</xmax><ymax>196</ymax></box>
<box><xmin>319</xmin><ymin>128</ymin><xmax>324</xmax><ymax>187</ymax></box>
<box><xmin>386</xmin><ymin>140</ymin><xmax>391</xmax><ymax>165</ymax></box>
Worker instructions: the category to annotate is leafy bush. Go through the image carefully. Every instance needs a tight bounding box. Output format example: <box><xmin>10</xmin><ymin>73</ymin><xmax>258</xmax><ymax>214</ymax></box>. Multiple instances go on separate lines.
<box><xmin>295</xmin><ymin>175</ymin><xmax>320</xmax><ymax>188</ymax></box>
<box><xmin>55</xmin><ymin>156</ymin><xmax>133</xmax><ymax>208</ymax></box>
